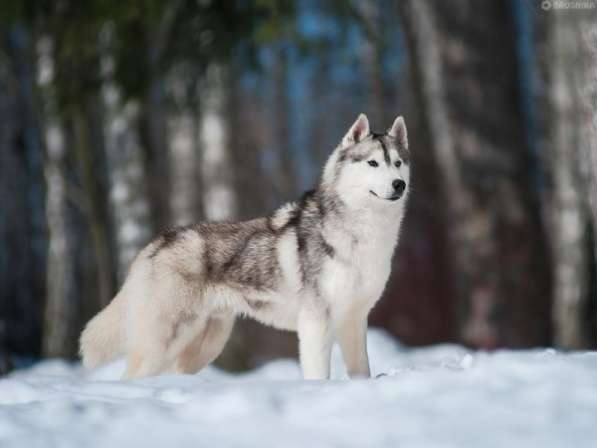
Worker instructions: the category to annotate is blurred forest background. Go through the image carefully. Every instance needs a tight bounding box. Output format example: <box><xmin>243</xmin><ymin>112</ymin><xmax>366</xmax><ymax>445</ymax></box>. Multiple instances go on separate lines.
<box><xmin>1</xmin><ymin>0</ymin><xmax>596</xmax><ymax>373</ymax></box>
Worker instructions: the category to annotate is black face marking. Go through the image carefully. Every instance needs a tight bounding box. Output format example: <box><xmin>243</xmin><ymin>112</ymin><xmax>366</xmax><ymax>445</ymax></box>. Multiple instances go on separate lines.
<box><xmin>381</xmin><ymin>141</ymin><xmax>391</xmax><ymax>165</ymax></box>
<box><xmin>370</xmin><ymin>131</ymin><xmax>410</xmax><ymax>165</ymax></box>
<box><xmin>372</xmin><ymin>133</ymin><xmax>391</xmax><ymax>166</ymax></box>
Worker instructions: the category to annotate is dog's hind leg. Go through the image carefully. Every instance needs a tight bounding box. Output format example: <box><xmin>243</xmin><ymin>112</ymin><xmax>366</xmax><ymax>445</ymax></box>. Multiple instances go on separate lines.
<box><xmin>123</xmin><ymin>273</ymin><xmax>207</xmax><ymax>379</ymax></box>
<box><xmin>170</xmin><ymin>313</ymin><xmax>235</xmax><ymax>374</ymax></box>
<box><xmin>124</xmin><ymin>313</ymin><xmax>207</xmax><ymax>379</ymax></box>
<box><xmin>124</xmin><ymin>346</ymin><xmax>167</xmax><ymax>379</ymax></box>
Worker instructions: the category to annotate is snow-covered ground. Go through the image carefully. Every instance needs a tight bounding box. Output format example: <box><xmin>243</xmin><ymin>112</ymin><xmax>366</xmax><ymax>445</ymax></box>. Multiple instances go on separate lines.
<box><xmin>1</xmin><ymin>329</ymin><xmax>596</xmax><ymax>448</ymax></box>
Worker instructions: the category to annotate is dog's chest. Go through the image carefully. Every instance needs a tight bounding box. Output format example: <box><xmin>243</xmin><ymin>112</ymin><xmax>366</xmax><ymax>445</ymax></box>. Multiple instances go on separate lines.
<box><xmin>320</xmin><ymin>228</ymin><xmax>396</xmax><ymax>308</ymax></box>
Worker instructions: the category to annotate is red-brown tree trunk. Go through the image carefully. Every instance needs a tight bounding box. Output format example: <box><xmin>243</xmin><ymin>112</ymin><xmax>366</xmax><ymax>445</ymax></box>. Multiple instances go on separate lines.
<box><xmin>399</xmin><ymin>0</ymin><xmax>551</xmax><ymax>348</ymax></box>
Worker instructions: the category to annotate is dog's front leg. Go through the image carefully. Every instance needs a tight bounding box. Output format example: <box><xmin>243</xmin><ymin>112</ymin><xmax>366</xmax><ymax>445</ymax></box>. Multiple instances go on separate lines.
<box><xmin>297</xmin><ymin>305</ymin><xmax>333</xmax><ymax>380</ymax></box>
<box><xmin>336</xmin><ymin>311</ymin><xmax>370</xmax><ymax>378</ymax></box>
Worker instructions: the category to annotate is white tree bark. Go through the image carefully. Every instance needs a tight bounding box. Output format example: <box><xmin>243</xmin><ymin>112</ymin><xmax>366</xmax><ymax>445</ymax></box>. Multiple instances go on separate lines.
<box><xmin>549</xmin><ymin>9</ymin><xmax>594</xmax><ymax>348</ymax></box>
<box><xmin>579</xmin><ymin>21</ymin><xmax>597</xmax><ymax>263</ymax></box>
<box><xmin>43</xmin><ymin>122</ymin><xmax>77</xmax><ymax>357</ymax></box>
<box><xmin>168</xmin><ymin>70</ymin><xmax>202</xmax><ymax>226</ymax></box>
<box><xmin>101</xmin><ymin>41</ymin><xmax>151</xmax><ymax>280</ymax></box>
<box><xmin>38</xmin><ymin>37</ymin><xmax>77</xmax><ymax>357</ymax></box>
<box><xmin>199</xmin><ymin>63</ymin><xmax>238</xmax><ymax>221</ymax></box>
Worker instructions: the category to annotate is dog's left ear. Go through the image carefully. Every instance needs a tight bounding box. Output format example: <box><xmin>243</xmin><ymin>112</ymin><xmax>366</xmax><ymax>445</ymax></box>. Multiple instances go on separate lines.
<box><xmin>342</xmin><ymin>113</ymin><xmax>370</xmax><ymax>147</ymax></box>
<box><xmin>388</xmin><ymin>116</ymin><xmax>408</xmax><ymax>148</ymax></box>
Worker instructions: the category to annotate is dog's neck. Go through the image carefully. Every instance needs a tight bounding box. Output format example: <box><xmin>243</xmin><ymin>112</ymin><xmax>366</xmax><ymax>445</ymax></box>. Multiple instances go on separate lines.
<box><xmin>315</xmin><ymin>182</ymin><xmax>405</xmax><ymax>248</ymax></box>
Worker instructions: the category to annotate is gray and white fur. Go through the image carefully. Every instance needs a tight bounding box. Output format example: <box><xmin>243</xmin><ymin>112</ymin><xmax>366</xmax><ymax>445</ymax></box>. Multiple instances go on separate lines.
<box><xmin>80</xmin><ymin>113</ymin><xmax>411</xmax><ymax>380</ymax></box>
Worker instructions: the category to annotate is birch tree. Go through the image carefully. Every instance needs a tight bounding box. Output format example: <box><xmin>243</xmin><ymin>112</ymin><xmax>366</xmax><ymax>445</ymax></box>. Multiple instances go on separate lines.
<box><xmin>542</xmin><ymin>7</ymin><xmax>597</xmax><ymax>348</ymax></box>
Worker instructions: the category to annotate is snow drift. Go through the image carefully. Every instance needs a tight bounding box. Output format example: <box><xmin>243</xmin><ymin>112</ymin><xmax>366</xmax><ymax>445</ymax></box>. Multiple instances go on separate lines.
<box><xmin>1</xmin><ymin>329</ymin><xmax>596</xmax><ymax>447</ymax></box>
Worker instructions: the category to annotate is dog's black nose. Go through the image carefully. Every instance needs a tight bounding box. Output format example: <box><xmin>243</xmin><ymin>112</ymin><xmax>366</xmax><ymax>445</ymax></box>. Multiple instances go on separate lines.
<box><xmin>392</xmin><ymin>179</ymin><xmax>406</xmax><ymax>194</ymax></box>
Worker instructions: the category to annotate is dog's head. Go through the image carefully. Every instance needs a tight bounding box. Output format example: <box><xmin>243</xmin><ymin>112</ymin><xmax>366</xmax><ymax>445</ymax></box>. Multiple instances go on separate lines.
<box><xmin>322</xmin><ymin>114</ymin><xmax>410</xmax><ymax>210</ymax></box>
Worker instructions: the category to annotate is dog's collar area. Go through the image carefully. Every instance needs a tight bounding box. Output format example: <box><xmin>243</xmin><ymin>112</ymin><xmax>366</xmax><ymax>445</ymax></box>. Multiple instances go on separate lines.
<box><xmin>369</xmin><ymin>190</ymin><xmax>401</xmax><ymax>202</ymax></box>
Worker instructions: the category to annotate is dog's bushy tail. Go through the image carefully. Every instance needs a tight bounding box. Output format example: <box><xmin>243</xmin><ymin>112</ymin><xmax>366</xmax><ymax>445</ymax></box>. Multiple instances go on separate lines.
<box><xmin>80</xmin><ymin>293</ymin><xmax>125</xmax><ymax>369</ymax></box>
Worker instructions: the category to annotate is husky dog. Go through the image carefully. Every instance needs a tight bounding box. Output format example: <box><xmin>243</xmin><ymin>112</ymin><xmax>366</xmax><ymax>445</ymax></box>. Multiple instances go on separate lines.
<box><xmin>80</xmin><ymin>113</ymin><xmax>410</xmax><ymax>380</ymax></box>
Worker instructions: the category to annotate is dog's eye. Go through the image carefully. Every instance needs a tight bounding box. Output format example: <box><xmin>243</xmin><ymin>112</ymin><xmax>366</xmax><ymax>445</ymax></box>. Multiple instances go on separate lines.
<box><xmin>367</xmin><ymin>160</ymin><xmax>379</xmax><ymax>167</ymax></box>
<box><xmin>394</xmin><ymin>160</ymin><xmax>402</xmax><ymax>168</ymax></box>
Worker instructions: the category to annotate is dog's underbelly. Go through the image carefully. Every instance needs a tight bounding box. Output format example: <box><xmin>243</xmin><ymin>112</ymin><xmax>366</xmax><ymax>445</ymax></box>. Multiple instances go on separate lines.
<box><xmin>247</xmin><ymin>298</ymin><xmax>300</xmax><ymax>331</ymax></box>
<box><xmin>202</xmin><ymin>283</ymin><xmax>300</xmax><ymax>331</ymax></box>
<box><xmin>242</xmin><ymin>279</ymin><xmax>303</xmax><ymax>330</ymax></box>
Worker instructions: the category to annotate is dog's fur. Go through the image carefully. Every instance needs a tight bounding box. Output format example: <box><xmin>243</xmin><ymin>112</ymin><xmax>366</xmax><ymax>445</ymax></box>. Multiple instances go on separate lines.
<box><xmin>80</xmin><ymin>114</ymin><xmax>410</xmax><ymax>380</ymax></box>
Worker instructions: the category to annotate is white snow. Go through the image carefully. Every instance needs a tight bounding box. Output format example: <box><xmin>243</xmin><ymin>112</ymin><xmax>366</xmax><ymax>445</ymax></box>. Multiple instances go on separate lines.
<box><xmin>1</xmin><ymin>329</ymin><xmax>597</xmax><ymax>448</ymax></box>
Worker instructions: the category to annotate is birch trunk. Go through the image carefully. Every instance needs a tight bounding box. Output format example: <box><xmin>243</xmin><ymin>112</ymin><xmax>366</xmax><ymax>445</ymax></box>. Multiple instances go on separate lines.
<box><xmin>43</xmin><ymin>121</ymin><xmax>79</xmax><ymax>357</ymax></box>
<box><xmin>169</xmin><ymin>71</ymin><xmax>203</xmax><ymax>225</ymax></box>
<box><xmin>545</xmin><ymin>8</ymin><xmax>597</xmax><ymax>348</ymax></box>
<box><xmin>101</xmin><ymin>45</ymin><xmax>152</xmax><ymax>280</ymax></box>
<box><xmin>36</xmin><ymin>36</ymin><xmax>79</xmax><ymax>357</ymax></box>
<box><xmin>199</xmin><ymin>63</ymin><xmax>238</xmax><ymax>221</ymax></box>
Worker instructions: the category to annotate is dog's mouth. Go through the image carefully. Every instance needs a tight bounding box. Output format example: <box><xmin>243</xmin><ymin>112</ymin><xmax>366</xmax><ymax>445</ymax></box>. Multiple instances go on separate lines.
<box><xmin>369</xmin><ymin>190</ymin><xmax>402</xmax><ymax>202</ymax></box>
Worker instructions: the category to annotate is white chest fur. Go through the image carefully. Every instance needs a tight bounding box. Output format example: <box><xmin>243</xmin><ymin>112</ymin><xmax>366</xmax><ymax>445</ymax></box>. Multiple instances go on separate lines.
<box><xmin>320</xmin><ymin>206</ymin><xmax>404</xmax><ymax>317</ymax></box>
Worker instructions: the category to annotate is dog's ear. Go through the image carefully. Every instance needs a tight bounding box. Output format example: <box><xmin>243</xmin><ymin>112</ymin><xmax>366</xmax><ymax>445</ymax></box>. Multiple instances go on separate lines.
<box><xmin>342</xmin><ymin>113</ymin><xmax>370</xmax><ymax>147</ymax></box>
<box><xmin>388</xmin><ymin>116</ymin><xmax>408</xmax><ymax>148</ymax></box>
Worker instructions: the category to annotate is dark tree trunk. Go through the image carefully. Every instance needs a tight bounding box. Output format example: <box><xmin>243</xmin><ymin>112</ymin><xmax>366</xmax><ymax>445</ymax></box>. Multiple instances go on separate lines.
<box><xmin>139</xmin><ymin>76</ymin><xmax>172</xmax><ymax>232</ymax></box>
<box><xmin>169</xmin><ymin>95</ymin><xmax>203</xmax><ymax>226</ymax></box>
<box><xmin>399</xmin><ymin>0</ymin><xmax>551</xmax><ymax>348</ymax></box>
<box><xmin>229</xmin><ymin>66</ymin><xmax>268</xmax><ymax>220</ymax></box>
<box><xmin>71</xmin><ymin>95</ymin><xmax>117</xmax><ymax>309</ymax></box>
<box><xmin>0</xmin><ymin>25</ymin><xmax>46</xmax><ymax>357</ymax></box>
<box><xmin>273</xmin><ymin>47</ymin><xmax>297</xmax><ymax>202</ymax></box>
<box><xmin>358</xmin><ymin>0</ymin><xmax>385</xmax><ymax>125</ymax></box>
<box><xmin>137</xmin><ymin>0</ymin><xmax>184</xmax><ymax>233</ymax></box>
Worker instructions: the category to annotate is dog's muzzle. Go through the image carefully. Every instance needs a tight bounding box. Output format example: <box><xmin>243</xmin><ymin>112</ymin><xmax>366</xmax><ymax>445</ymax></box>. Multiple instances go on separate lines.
<box><xmin>370</xmin><ymin>188</ymin><xmax>405</xmax><ymax>202</ymax></box>
<box><xmin>370</xmin><ymin>179</ymin><xmax>406</xmax><ymax>201</ymax></box>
